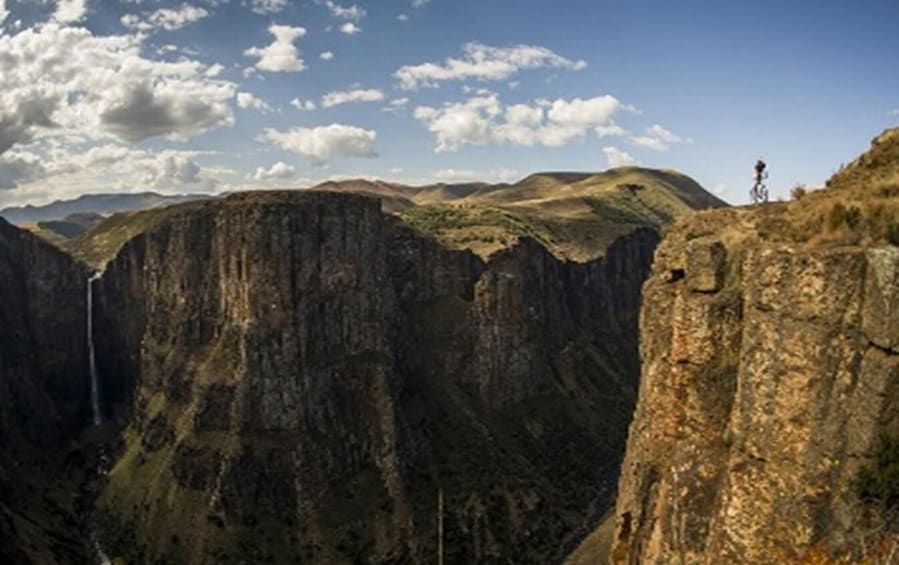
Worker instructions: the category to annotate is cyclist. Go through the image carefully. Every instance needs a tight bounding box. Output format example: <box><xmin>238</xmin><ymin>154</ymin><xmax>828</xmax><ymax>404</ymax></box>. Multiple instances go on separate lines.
<box><xmin>752</xmin><ymin>158</ymin><xmax>769</xmax><ymax>203</ymax></box>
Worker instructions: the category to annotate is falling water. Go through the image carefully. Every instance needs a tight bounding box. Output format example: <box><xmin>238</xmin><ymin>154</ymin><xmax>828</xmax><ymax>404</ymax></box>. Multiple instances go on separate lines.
<box><xmin>87</xmin><ymin>272</ymin><xmax>102</xmax><ymax>426</ymax></box>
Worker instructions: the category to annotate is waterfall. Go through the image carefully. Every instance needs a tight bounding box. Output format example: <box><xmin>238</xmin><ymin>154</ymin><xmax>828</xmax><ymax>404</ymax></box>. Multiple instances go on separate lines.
<box><xmin>87</xmin><ymin>272</ymin><xmax>102</xmax><ymax>427</ymax></box>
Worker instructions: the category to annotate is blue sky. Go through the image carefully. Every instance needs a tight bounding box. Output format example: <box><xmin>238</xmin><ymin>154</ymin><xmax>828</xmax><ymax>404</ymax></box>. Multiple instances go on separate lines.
<box><xmin>0</xmin><ymin>0</ymin><xmax>897</xmax><ymax>207</ymax></box>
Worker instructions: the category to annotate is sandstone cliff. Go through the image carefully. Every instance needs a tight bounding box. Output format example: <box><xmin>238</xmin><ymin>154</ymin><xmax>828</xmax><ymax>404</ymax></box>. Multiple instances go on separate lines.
<box><xmin>611</xmin><ymin>130</ymin><xmax>899</xmax><ymax>564</ymax></box>
<box><xmin>0</xmin><ymin>218</ymin><xmax>90</xmax><ymax>563</ymax></box>
<box><xmin>89</xmin><ymin>190</ymin><xmax>662</xmax><ymax>563</ymax></box>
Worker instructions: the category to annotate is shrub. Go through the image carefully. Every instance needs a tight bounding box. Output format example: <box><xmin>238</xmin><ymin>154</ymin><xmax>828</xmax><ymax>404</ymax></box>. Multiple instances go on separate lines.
<box><xmin>887</xmin><ymin>223</ymin><xmax>899</xmax><ymax>246</ymax></box>
<box><xmin>854</xmin><ymin>435</ymin><xmax>899</xmax><ymax>511</ymax></box>
<box><xmin>826</xmin><ymin>203</ymin><xmax>864</xmax><ymax>232</ymax></box>
<box><xmin>791</xmin><ymin>184</ymin><xmax>808</xmax><ymax>200</ymax></box>
<box><xmin>846</xmin><ymin>206</ymin><xmax>863</xmax><ymax>230</ymax></box>
<box><xmin>826</xmin><ymin>203</ymin><xmax>848</xmax><ymax>231</ymax></box>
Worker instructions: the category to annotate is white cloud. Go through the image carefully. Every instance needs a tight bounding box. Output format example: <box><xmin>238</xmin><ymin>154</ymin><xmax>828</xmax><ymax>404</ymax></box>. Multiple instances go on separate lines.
<box><xmin>248</xmin><ymin>0</ymin><xmax>288</xmax><ymax>14</ymax></box>
<box><xmin>290</xmin><ymin>97</ymin><xmax>317</xmax><ymax>111</ymax></box>
<box><xmin>0</xmin><ymin>1</ymin><xmax>9</xmax><ymax>26</ymax></box>
<box><xmin>338</xmin><ymin>22</ymin><xmax>360</xmax><ymax>34</ymax></box>
<box><xmin>321</xmin><ymin>88</ymin><xmax>384</xmax><ymax>108</ymax></box>
<box><xmin>121</xmin><ymin>4</ymin><xmax>210</xmax><ymax>32</ymax></box>
<box><xmin>397</xmin><ymin>13</ymin><xmax>409</xmax><ymax>21</ymax></box>
<box><xmin>245</xmin><ymin>24</ymin><xmax>307</xmax><ymax>72</ymax></box>
<box><xmin>53</xmin><ymin>0</ymin><xmax>87</xmax><ymax>24</ymax></box>
<box><xmin>236</xmin><ymin>92</ymin><xmax>272</xmax><ymax>112</ymax></box>
<box><xmin>413</xmin><ymin>93</ymin><xmax>627</xmax><ymax>152</ymax></box>
<box><xmin>252</xmin><ymin>161</ymin><xmax>295</xmax><ymax>181</ymax></box>
<box><xmin>100</xmin><ymin>81</ymin><xmax>233</xmax><ymax>142</ymax></box>
<box><xmin>595</xmin><ymin>124</ymin><xmax>628</xmax><ymax>137</ymax></box>
<box><xmin>0</xmin><ymin>152</ymin><xmax>44</xmax><ymax>189</ymax></box>
<box><xmin>260</xmin><ymin>124</ymin><xmax>377</xmax><ymax>165</ymax></box>
<box><xmin>433</xmin><ymin>167</ymin><xmax>518</xmax><ymax>183</ymax></box>
<box><xmin>320</xmin><ymin>50</ymin><xmax>334</xmax><ymax>60</ymax></box>
<box><xmin>411</xmin><ymin>0</ymin><xmax>430</xmax><ymax>7</ymax></box>
<box><xmin>0</xmin><ymin>23</ymin><xmax>235</xmax><ymax>152</ymax></box>
<box><xmin>0</xmin><ymin>143</ymin><xmax>220</xmax><ymax>197</ymax></box>
<box><xmin>319</xmin><ymin>1</ymin><xmax>365</xmax><ymax>20</ymax></box>
<box><xmin>395</xmin><ymin>42</ymin><xmax>587</xmax><ymax>90</ymax></box>
<box><xmin>602</xmin><ymin>146</ymin><xmax>636</xmax><ymax>168</ymax></box>
<box><xmin>889</xmin><ymin>108</ymin><xmax>899</xmax><ymax>116</ymax></box>
<box><xmin>630</xmin><ymin>123</ymin><xmax>685</xmax><ymax>152</ymax></box>
<box><xmin>713</xmin><ymin>183</ymin><xmax>727</xmax><ymax>196</ymax></box>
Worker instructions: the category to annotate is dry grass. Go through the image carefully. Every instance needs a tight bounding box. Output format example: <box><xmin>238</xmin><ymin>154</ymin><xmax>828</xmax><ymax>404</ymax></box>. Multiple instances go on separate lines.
<box><xmin>663</xmin><ymin>128</ymin><xmax>899</xmax><ymax>252</ymax></box>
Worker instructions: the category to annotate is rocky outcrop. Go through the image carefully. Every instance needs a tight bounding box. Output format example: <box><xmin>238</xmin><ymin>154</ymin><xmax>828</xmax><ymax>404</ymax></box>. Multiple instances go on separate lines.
<box><xmin>0</xmin><ymin>218</ymin><xmax>90</xmax><ymax>563</ymax></box>
<box><xmin>92</xmin><ymin>191</ymin><xmax>660</xmax><ymax>564</ymax></box>
<box><xmin>611</xmin><ymin>219</ymin><xmax>899</xmax><ymax>564</ymax></box>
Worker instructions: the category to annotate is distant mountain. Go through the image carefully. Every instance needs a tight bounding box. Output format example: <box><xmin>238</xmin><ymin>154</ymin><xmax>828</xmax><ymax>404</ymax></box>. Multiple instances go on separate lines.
<box><xmin>60</xmin><ymin>168</ymin><xmax>725</xmax><ymax>268</ymax></box>
<box><xmin>0</xmin><ymin>192</ymin><xmax>213</xmax><ymax>225</ymax></box>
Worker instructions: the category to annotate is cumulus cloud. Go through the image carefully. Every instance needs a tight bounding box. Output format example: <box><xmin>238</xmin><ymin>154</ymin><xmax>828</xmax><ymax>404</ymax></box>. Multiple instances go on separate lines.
<box><xmin>602</xmin><ymin>146</ymin><xmax>637</xmax><ymax>168</ymax></box>
<box><xmin>0</xmin><ymin>23</ymin><xmax>235</xmax><ymax>152</ymax></box>
<box><xmin>413</xmin><ymin>93</ymin><xmax>627</xmax><ymax>152</ymax></box>
<box><xmin>383</xmin><ymin>97</ymin><xmax>409</xmax><ymax>113</ymax></box>
<box><xmin>338</xmin><ymin>22</ymin><xmax>360</xmax><ymax>34</ymax></box>
<box><xmin>248</xmin><ymin>0</ymin><xmax>288</xmax><ymax>14</ymax></box>
<box><xmin>0</xmin><ymin>1</ymin><xmax>9</xmax><ymax>25</ymax></box>
<box><xmin>53</xmin><ymin>0</ymin><xmax>87</xmax><ymax>24</ymax></box>
<box><xmin>121</xmin><ymin>4</ymin><xmax>210</xmax><ymax>32</ymax></box>
<box><xmin>319</xmin><ymin>0</ymin><xmax>365</xmax><ymax>20</ymax></box>
<box><xmin>99</xmin><ymin>81</ymin><xmax>232</xmax><ymax>142</ymax></box>
<box><xmin>245</xmin><ymin>24</ymin><xmax>307</xmax><ymax>72</ymax></box>
<box><xmin>260</xmin><ymin>124</ymin><xmax>377</xmax><ymax>165</ymax></box>
<box><xmin>0</xmin><ymin>152</ymin><xmax>44</xmax><ymax>190</ymax></box>
<box><xmin>630</xmin><ymin>123</ymin><xmax>685</xmax><ymax>151</ymax></box>
<box><xmin>320</xmin><ymin>50</ymin><xmax>334</xmax><ymax>60</ymax></box>
<box><xmin>236</xmin><ymin>92</ymin><xmax>272</xmax><ymax>112</ymax></box>
<box><xmin>252</xmin><ymin>161</ymin><xmax>295</xmax><ymax>181</ymax></box>
<box><xmin>321</xmin><ymin>88</ymin><xmax>384</xmax><ymax>108</ymax></box>
<box><xmin>290</xmin><ymin>97</ymin><xmax>317</xmax><ymax>111</ymax></box>
<box><xmin>395</xmin><ymin>42</ymin><xmax>587</xmax><ymax>90</ymax></box>
<box><xmin>0</xmin><ymin>143</ymin><xmax>219</xmax><ymax>196</ymax></box>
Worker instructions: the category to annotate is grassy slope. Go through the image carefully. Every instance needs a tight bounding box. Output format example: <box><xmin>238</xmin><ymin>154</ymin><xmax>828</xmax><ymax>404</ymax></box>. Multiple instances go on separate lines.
<box><xmin>400</xmin><ymin>167</ymin><xmax>724</xmax><ymax>261</ymax></box>
<box><xmin>666</xmin><ymin>128</ymin><xmax>899</xmax><ymax>253</ymax></box>
<box><xmin>61</xmin><ymin>200</ymin><xmax>213</xmax><ymax>269</ymax></box>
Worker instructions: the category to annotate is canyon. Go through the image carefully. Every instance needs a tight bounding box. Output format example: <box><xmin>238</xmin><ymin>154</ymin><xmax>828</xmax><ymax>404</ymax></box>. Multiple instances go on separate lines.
<box><xmin>0</xmin><ymin>169</ymin><xmax>720</xmax><ymax>563</ymax></box>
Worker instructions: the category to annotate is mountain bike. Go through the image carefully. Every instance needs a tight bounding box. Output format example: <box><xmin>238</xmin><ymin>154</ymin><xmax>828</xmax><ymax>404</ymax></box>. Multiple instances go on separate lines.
<box><xmin>750</xmin><ymin>172</ymin><xmax>769</xmax><ymax>204</ymax></box>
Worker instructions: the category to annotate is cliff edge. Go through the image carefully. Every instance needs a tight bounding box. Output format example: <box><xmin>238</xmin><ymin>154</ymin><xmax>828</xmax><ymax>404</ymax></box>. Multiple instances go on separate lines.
<box><xmin>611</xmin><ymin>129</ymin><xmax>899</xmax><ymax>564</ymax></box>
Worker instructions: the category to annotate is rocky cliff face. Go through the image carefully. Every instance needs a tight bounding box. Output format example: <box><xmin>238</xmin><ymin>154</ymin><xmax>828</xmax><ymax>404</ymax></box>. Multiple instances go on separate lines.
<box><xmin>611</xmin><ymin>195</ymin><xmax>899</xmax><ymax>562</ymax></box>
<box><xmin>0</xmin><ymin>218</ymin><xmax>90</xmax><ymax>563</ymax></box>
<box><xmin>90</xmin><ymin>191</ymin><xmax>659</xmax><ymax>563</ymax></box>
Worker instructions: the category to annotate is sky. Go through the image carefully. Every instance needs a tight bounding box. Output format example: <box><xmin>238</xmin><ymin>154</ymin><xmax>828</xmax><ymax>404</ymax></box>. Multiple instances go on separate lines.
<box><xmin>1</xmin><ymin>0</ymin><xmax>898</xmax><ymax>207</ymax></box>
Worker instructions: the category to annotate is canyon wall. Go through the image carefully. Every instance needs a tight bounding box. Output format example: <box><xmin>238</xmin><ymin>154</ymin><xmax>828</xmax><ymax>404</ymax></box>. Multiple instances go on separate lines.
<box><xmin>0</xmin><ymin>218</ymin><xmax>89</xmax><ymax>563</ymax></box>
<box><xmin>91</xmin><ymin>191</ymin><xmax>659</xmax><ymax>563</ymax></box>
<box><xmin>611</xmin><ymin>209</ymin><xmax>899</xmax><ymax>563</ymax></box>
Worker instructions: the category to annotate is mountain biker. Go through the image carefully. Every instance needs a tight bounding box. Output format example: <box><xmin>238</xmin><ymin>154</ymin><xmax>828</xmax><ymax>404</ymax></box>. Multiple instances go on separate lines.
<box><xmin>754</xmin><ymin>158</ymin><xmax>767</xmax><ymax>184</ymax></box>
<box><xmin>752</xmin><ymin>157</ymin><xmax>768</xmax><ymax>203</ymax></box>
